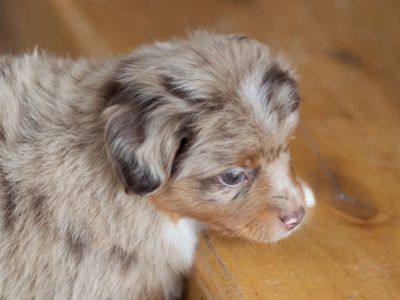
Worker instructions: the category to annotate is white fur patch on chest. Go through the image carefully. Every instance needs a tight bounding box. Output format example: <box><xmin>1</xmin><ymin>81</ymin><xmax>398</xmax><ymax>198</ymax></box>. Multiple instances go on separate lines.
<box><xmin>163</xmin><ymin>218</ymin><xmax>200</xmax><ymax>266</ymax></box>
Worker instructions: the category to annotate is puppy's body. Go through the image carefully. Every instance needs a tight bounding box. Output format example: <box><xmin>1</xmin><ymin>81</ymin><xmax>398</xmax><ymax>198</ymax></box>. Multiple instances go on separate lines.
<box><xmin>0</xmin><ymin>54</ymin><xmax>196</xmax><ymax>299</ymax></box>
<box><xmin>0</xmin><ymin>33</ymin><xmax>306</xmax><ymax>299</ymax></box>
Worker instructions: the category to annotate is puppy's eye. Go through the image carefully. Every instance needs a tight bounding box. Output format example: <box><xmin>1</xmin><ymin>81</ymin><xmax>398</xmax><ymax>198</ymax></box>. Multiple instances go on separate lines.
<box><xmin>218</xmin><ymin>168</ymin><xmax>247</xmax><ymax>186</ymax></box>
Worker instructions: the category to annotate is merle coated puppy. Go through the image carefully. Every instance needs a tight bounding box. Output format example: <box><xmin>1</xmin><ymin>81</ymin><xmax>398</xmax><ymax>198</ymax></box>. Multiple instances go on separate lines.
<box><xmin>0</xmin><ymin>32</ymin><xmax>313</xmax><ymax>299</ymax></box>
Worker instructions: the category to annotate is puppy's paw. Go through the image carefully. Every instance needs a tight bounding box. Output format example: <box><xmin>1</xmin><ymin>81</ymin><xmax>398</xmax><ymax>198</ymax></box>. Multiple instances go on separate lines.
<box><xmin>300</xmin><ymin>181</ymin><xmax>316</xmax><ymax>208</ymax></box>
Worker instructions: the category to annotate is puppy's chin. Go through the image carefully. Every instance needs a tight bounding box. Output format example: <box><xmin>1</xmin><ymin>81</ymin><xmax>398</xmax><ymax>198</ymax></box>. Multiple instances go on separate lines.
<box><xmin>228</xmin><ymin>219</ymin><xmax>302</xmax><ymax>244</ymax></box>
<box><xmin>265</xmin><ymin>221</ymin><xmax>301</xmax><ymax>243</ymax></box>
<box><xmin>267</xmin><ymin>231</ymin><xmax>293</xmax><ymax>243</ymax></box>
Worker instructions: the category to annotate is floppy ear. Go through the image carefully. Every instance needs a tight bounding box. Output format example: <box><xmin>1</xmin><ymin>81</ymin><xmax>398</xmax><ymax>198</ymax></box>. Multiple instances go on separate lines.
<box><xmin>103</xmin><ymin>80</ymin><xmax>193</xmax><ymax>196</ymax></box>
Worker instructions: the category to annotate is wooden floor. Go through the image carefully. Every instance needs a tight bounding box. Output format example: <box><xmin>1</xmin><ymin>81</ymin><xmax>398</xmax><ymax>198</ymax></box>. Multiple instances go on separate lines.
<box><xmin>1</xmin><ymin>1</ymin><xmax>399</xmax><ymax>299</ymax></box>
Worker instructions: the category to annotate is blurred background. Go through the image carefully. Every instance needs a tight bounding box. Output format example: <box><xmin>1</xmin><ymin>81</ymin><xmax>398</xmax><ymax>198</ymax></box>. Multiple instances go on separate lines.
<box><xmin>1</xmin><ymin>1</ymin><xmax>399</xmax><ymax>299</ymax></box>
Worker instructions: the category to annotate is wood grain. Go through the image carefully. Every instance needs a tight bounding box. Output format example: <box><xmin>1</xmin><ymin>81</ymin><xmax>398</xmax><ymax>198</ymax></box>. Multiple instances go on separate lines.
<box><xmin>1</xmin><ymin>0</ymin><xmax>399</xmax><ymax>298</ymax></box>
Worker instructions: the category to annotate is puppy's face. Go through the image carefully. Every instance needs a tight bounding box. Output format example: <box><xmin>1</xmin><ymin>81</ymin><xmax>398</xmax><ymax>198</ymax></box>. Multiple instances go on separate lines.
<box><xmin>104</xmin><ymin>32</ymin><xmax>305</xmax><ymax>243</ymax></box>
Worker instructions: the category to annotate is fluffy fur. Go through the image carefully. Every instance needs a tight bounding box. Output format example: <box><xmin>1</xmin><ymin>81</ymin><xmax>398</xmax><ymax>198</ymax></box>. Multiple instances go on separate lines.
<box><xmin>0</xmin><ymin>32</ymin><xmax>308</xmax><ymax>299</ymax></box>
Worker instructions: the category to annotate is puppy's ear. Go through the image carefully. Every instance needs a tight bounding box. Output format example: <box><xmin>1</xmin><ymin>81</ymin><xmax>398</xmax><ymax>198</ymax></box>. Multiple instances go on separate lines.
<box><xmin>103</xmin><ymin>81</ymin><xmax>192</xmax><ymax>196</ymax></box>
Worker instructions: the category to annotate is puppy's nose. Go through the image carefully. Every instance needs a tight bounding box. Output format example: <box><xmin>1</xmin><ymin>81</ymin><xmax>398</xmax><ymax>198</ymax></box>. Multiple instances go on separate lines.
<box><xmin>279</xmin><ymin>206</ymin><xmax>305</xmax><ymax>230</ymax></box>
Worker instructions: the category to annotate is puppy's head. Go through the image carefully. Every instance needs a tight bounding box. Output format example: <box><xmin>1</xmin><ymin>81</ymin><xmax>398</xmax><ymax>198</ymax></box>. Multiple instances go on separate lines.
<box><xmin>104</xmin><ymin>32</ymin><xmax>305</xmax><ymax>243</ymax></box>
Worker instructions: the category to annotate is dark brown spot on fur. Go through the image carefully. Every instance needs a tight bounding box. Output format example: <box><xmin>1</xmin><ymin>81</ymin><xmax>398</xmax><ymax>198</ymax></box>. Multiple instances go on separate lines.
<box><xmin>102</xmin><ymin>79</ymin><xmax>121</xmax><ymax>104</ymax></box>
<box><xmin>106</xmin><ymin>81</ymin><xmax>140</xmax><ymax>106</ymax></box>
<box><xmin>1</xmin><ymin>172</ymin><xmax>17</xmax><ymax>231</ymax></box>
<box><xmin>288</xmin><ymin>92</ymin><xmax>300</xmax><ymax>113</ymax></box>
<box><xmin>262</xmin><ymin>64</ymin><xmax>296</xmax><ymax>92</ymax></box>
<box><xmin>161</xmin><ymin>75</ymin><xmax>191</xmax><ymax>100</ymax></box>
<box><xmin>110</xmin><ymin>245</ymin><xmax>137</xmax><ymax>273</ymax></box>
<box><xmin>31</xmin><ymin>194</ymin><xmax>47</xmax><ymax>226</ymax></box>
<box><xmin>105</xmin><ymin>75</ymin><xmax>201</xmax><ymax>195</ymax></box>
<box><xmin>105</xmin><ymin>81</ymin><xmax>164</xmax><ymax>143</ymax></box>
<box><xmin>171</xmin><ymin>117</ymin><xmax>197</xmax><ymax>177</ymax></box>
<box><xmin>170</xmin><ymin>136</ymin><xmax>190</xmax><ymax>177</ymax></box>
<box><xmin>201</xmin><ymin>92</ymin><xmax>226</xmax><ymax>112</ymax></box>
<box><xmin>4</xmin><ymin>193</ymin><xmax>16</xmax><ymax>231</ymax></box>
<box><xmin>262</xmin><ymin>64</ymin><xmax>299</xmax><ymax>118</ymax></box>
<box><xmin>66</xmin><ymin>230</ymin><xmax>87</xmax><ymax>262</ymax></box>
<box><xmin>116</xmin><ymin>153</ymin><xmax>161</xmax><ymax>195</ymax></box>
<box><xmin>0</xmin><ymin>124</ymin><xmax>5</xmax><ymax>141</ymax></box>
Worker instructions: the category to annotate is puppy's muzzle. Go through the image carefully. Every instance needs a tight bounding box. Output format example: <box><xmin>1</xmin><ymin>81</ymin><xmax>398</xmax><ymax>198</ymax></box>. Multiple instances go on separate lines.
<box><xmin>274</xmin><ymin>180</ymin><xmax>314</xmax><ymax>232</ymax></box>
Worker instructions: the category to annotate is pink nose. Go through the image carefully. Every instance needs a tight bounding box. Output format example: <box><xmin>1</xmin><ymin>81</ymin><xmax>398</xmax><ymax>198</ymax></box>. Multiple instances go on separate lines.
<box><xmin>279</xmin><ymin>206</ymin><xmax>305</xmax><ymax>230</ymax></box>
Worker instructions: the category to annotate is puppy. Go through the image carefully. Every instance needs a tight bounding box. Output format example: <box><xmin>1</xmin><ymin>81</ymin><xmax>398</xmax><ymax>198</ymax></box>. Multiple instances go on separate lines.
<box><xmin>0</xmin><ymin>32</ymin><xmax>312</xmax><ymax>299</ymax></box>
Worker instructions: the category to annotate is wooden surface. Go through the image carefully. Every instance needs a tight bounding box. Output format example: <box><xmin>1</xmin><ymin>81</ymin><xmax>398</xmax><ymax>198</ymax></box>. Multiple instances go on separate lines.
<box><xmin>1</xmin><ymin>1</ymin><xmax>399</xmax><ymax>299</ymax></box>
